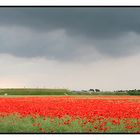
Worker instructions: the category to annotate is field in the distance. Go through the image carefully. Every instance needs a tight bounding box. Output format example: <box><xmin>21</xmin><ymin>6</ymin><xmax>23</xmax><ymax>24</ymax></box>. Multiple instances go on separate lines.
<box><xmin>0</xmin><ymin>88</ymin><xmax>69</xmax><ymax>96</ymax></box>
<box><xmin>0</xmin><ymin>88</ymin><xmax>129</xmax><ymax>96</ymax></box>
<box><xmin>0</xmin><ymin>95</ymin><xmax>140</xmax><ymax>133</ymax></box>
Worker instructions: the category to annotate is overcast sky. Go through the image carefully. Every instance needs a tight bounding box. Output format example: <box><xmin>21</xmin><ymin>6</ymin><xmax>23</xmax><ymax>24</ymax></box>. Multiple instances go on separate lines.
<box><xmin>1</xmin><ymin>7</ymin><xmax>140</xmax><ymax>91</ymax></box>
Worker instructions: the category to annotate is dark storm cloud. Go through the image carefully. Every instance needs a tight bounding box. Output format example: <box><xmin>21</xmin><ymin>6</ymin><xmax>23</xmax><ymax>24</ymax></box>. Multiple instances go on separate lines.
<box><xmin>0</xmin><ymin>7</ymin><xmax>140</xmax><ymax>61</ymax></box>
<box><xmin>1</xmin><ymin>7</ymin><xmax>140</xmax><ymax>38</ymax></box>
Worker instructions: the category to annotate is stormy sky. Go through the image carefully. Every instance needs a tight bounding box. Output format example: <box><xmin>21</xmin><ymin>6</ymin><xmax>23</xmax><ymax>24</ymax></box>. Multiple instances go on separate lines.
<box><xmin>1</xmin><ymin>7</ymin><xmax>140</xmax><ymax>90</ymax></box>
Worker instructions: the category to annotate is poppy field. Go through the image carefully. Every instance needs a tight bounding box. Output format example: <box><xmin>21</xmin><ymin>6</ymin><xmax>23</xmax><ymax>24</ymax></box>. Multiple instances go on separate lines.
<box><xmin>0</xmin><ymin>96</ymin><xmax>140</xmax><ymax>133</ymax></box>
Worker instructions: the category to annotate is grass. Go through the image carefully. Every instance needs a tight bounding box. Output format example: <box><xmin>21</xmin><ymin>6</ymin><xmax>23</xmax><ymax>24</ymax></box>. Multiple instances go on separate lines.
<box><xmin>0</xmin><ymin>88</ymin><xmax>129</xmax><ymax>96</ymax></box>
<box><xmin>0</xmin><ymin>114</ymin><xmax>139</xmax><ymax>133</ymax></box>
<box><xmin>0</xmin><ymin>88</ymin><xmax>70</xmax><ymax>96</ymax></box>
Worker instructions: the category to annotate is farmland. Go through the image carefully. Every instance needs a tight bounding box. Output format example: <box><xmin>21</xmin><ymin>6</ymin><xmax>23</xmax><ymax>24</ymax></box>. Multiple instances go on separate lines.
<box><xmin>0</xmin><ymin>88</ymin><xmax>130</xmax><ymax>96</ymax></box>
<box><xmin>0</xmin><ymin>95</ymin><xmax>140</xmax><ymax>133</ymax></box>
<box><xmin>0</xmin><ymin>89</ymin><xmax>69</xmax><ymax>96</ymax></box>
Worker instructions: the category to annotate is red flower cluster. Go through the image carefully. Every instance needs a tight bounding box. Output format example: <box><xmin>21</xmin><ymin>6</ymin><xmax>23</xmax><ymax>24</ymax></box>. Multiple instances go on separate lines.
<box><xmin>0</xmin><ymin>96</ymin><xmax>140</xmax><ymax>120</ymax></box>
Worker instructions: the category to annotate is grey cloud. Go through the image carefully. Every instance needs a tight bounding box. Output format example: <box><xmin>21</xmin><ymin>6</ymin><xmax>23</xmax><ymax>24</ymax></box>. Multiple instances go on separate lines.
<box><xmin>1</xmin><ymin>7</ymin><xmax>140</xmax><ymax>38</ymax></box>
<box><xmin>0</xmin><ymin>26</ymin><xmax>101</xmax><ymax>62</ymax></box>
<box><xmin>94</xmin><ymin>32</ymin><xmax>140</xmax><ymax>58</ymax></box>
<box><xmin>0</xmin><ymin>25</ymin><xmax>140</xmax><ymax>62</ymax></box>
<box><xmin>0</xmin><ymin>7</ymin><xmax>140</xmax><ymax>61</ymax></box>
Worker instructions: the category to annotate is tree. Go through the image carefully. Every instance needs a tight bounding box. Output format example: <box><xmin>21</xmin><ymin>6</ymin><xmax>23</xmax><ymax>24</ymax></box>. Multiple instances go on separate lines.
<box><xmin>89</xmin><ymin>89</ymin><xmax>94</xmax><ymax>92</ymax></box>
<box><xmin>95</xmin><ymin>89</ymin><xmax>100</xmax><ymax>92</ymax></box>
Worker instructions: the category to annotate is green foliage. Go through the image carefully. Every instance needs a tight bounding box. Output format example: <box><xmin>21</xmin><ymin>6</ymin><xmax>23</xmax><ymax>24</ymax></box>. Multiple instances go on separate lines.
<box><xmin>0</xmin><ymin>115</ymin><xmax>139</xmax><ymax>133</ymax></box>
<box><xmin>1</xmin><ymin>88</ymin><xmax>140</xmax><ymax>96</ymax></box>
<box><xmin>127</xmin><ymin>90</ymin><xmax>140</xmax><ymax>96</ymax></box>
<box><xmin>70</xmin><ymin>91</ymin><xmax>128</xmax><ymax>96</ymax></box>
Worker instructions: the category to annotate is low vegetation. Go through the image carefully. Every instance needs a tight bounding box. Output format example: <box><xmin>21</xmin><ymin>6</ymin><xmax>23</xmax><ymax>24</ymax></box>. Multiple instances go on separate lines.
<box><xmin>0</xmin><ymin>88</ymin><xmax>69</xmax><ymax>96</ymax></box>
<box><xmin>0</xmin><ymin>114</ymin><xmax>139</xmax><ymax>133</ymax></box>
<box><xmin>0</xmin><ymin>88</ymin><xmax>140</xmax><ymax>96</ymax></box>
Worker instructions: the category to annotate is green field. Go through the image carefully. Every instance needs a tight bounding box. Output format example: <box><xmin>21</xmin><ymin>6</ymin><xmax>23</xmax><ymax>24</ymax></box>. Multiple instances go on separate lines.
<box><xmin>0</xmin><ymin>89</ymin><xmax>70</xmax><ymax>96</ymax></box>
<box><xmin>0</xmin><ymin>88</ymin><xmax>130</xmax><ymax>96</ymax></box>
<box><xmin>0</xmin><ymin>114</ymin><xmax>138</xmax><ymax>133</ymax></box>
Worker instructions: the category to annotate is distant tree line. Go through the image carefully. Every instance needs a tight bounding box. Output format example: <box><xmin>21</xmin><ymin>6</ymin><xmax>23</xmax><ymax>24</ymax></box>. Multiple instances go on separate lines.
<box><xmin>127</xmin><ymin>89</ymin><xmax>140</xmax><ymax>95</ymax></box>
<box><xmin>88</xmin><ymin>89</ymin><xmax>140</xmax><ymax>95</ymax></box>
<box><xmin>89</xmin><ymin>89</ymin><xmax>100</xmax><ymax>92</ymax></box>
<box><xmin>114</xmin><ymin>89</ymin><xmax>140</xmax><ymax>95</ymax></box>
<box><xmin>71</xmin><ymin>88</ymin><xmax>140</xmax><ymax>95</ymax></box>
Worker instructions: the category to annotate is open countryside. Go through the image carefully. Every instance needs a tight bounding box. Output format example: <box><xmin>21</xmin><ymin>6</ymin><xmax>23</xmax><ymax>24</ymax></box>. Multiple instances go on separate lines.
<box><xmin>1</xmin><ymin>7</ymin><xmax>140</xmax><ymax>134</ymax></box>
<box><xmin>0</xmin><ymin>89</ymin><xmax>140</xmax><ymax>133</ymax></box>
